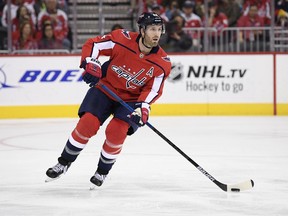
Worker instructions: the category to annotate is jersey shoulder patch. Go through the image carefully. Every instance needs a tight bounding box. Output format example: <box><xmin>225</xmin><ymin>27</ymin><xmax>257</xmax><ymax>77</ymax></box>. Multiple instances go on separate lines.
<box><xmin>121</xmin><ymin>29</ymin><xmax>131</xmax><ymax>39</ymax></box>
<box><xmin>162</xmin><ymin>56</ymin><xmax>171</xmax><ymax>62</ymax></box>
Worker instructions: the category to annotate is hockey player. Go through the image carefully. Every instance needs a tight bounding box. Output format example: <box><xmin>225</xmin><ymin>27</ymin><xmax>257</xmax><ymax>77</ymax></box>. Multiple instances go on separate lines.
<box><xmin>45</xmin><ymin>12</ymin><xmax>171</xmax><ymax>187</ymax></box>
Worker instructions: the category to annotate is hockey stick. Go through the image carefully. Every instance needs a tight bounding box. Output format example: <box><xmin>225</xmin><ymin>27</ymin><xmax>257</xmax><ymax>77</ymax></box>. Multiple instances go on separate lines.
<box><xmin>99</xmin><ymin>83</ymin><xmax>254</xmax><ymax>192</ymax></box>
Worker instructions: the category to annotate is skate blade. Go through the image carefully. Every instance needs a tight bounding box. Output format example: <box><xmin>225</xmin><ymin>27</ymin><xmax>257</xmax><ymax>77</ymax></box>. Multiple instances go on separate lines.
<box><xmin>45</xmin><ymin>176</ymin><xmax>60</xmax><ymax>183</ymax></box>
<box><xmin>89</xmin><ymin>183</ymin><xmax>96</xmax><ymax>190</ymax></box>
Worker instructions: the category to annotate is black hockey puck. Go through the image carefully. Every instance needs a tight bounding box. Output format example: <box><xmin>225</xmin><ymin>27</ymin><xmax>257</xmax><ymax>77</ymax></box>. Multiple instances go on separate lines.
<box><xmin>251</xmin><ymin>179</ymin><xmax>255</xmax><ymax>187</ymax></box>
<box><xmin>231</xmin><ymin>188</ymin><xmax>240</xmax><ymax>192</ymax></box>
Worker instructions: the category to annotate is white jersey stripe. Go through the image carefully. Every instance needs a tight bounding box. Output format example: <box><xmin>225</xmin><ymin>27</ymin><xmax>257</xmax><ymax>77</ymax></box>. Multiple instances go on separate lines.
<box><xmin>91</xmin><ymin>40</ymin><xmax>115</xmax><ymax>58</ymax></box>
<box><xmin>145</xmin><ymin>73</ymin><xmax>164</xmax><ymax>103</ymax></box>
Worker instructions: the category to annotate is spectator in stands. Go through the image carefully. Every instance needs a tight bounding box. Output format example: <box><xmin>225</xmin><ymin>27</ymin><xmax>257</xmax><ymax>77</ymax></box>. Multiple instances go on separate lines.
<box><xmin>237</xmin><ymin>4</ymin><xmax>266</xmax><ymax>51</ymax></box>
<box><xmin>33</xmin><ymin>0</ymin><xmax>46</xmax><ymax>17</ymax></box>
<box><xmin>168</xmin><ymin>0</ymin><xmax>187</xmax><ymax>9</ymax></box>
<box><xmin>275</xmin><ymin>8</ymin><xmax>288</xmax><ymax>51</ymax></box>
<box><xmin>164</xmin><ymin>0</ymin><xmax>181</xmax><ymax>20</ymax></box>
<box><xmin>0</xmin><ymin>0</ymin><xmax>7</xmax><ymax>49</ymax></box>
<box><xmin>57</xmin><ymin>0</ymin><xmax>69</xmax><ymax>13</ymax></box>
<box><xmin>0</xmin><ymin>0</ymin><xmax>6</xmax><ymax>24</ymax></box>
<box><xmin>164</xmin><ymin>14</ymin><xmax>193</xmax><ymax>52</ymax></box>
<box><xmin>194</xmin><ymin>0</ymin><xmax>205</xmax><ymax>19</ymax></box>
<box><xmin>275</xmin><ymin>0</ymin><xmax>288</xmax><ymax>23</ymax></box>
<box><xmin>22</xmin><ymin>0</ymin><xmax>37</xmax><ymax>24</ymax></box>
<box><xmin>1</xmin><ymin>0</ymin><xmax>37</xmax><ymax>28</ymax></box>
<box><xmin>143</xmin><ymin>0</ymin><xmax>157</xmax><ymax>12</ymax></box>
<box><xmin>12</xmin><ymin>20</ymin><xmax>38</xmax><ymax>50</ymax></box>
<box><xmin>216</xmin><ymin>0</ymin><xmax>241</xmax><ymax>51</ymax></box>
<box><xmin>207</xmin><ymin>1</ymin><xmax>229</xmax><ymax>31</ymax></box>
<box><xmin>151</xmin><ymin>3</ymin><xmax>169</xmax><ymax>22</ymax></box>
<box><xmin>37</xmin><ymin>0</ymin><xmax>70</xmax><ymax>49</ymax></box>
<box><xmin>242</xmin><ymin>0</ymin><xmax>271</xmax><ymax>26</ymax></box>
<box><xmin>276</xmin><ymin>9</ymin><xmax>288</xmax><ymax>27</ymax></box>
<box><xmin>38</xmin><ymin>22</ymin><xmax>63</xmax><ymax>49</ymax></box>
<box><xmin>207</xmin><ymin>1</ymin><xmax>228</xmax><ymax>47</ymax></box>
<box><xmin>276</xmin><ymin>0</ymin><xmax>288</xmax><ymax>17</ymax></box>
<box><xmin>181</xmin><ymin>0</ymin><xmax>202</xmax><ymax>48</ymax></box>
<box><xmin>1</xmin><ymin>0</ymin><xmax>23</xmax><ymax>27</ymax></box>
<box><xmin>111</xmin><ymin>23</ymin><xmax>123</xmax><ymax>31</ymax></box>
<box><xmin>12</xmin><ymin>5</ymin><xmax>35</xmax><ymax>33</ymax></box>
<box><xmin>218</xmin><ymin>0</ymin><xmax>242</xmax><ymax>27</ymax></box>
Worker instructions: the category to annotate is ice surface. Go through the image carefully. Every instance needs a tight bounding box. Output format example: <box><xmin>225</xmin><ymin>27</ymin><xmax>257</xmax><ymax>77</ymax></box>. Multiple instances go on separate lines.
<box><xmin>0</xmin><ymin>116</ymin><xmax>288</xmax><ymax>216</ymax></box>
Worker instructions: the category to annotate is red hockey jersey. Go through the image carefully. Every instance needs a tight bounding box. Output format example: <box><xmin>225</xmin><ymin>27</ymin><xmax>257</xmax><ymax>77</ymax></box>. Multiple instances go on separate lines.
<box><xmin>81</xmin><ymin>29</ymin><xmax>171</xmax><ymax>104</ymax></box>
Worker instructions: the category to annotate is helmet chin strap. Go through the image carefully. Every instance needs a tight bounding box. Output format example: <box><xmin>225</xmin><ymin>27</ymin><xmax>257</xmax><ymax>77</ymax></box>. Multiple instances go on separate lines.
<box><xmin>141</xmin><ymin>36</ymin><xmax>152</xmax><ymax>49</ymax></box>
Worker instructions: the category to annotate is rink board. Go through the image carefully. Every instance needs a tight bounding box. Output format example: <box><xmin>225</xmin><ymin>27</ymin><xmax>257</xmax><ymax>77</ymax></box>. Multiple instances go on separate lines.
<box><xmin>0</xmin><ymin>54</ymin><xmax>287</xmax><ymax>118</ymax></box>
<box><xmin>0</xmin><ymin>103</ymin><xmax>274</xmax><ymax>118</ymax></box>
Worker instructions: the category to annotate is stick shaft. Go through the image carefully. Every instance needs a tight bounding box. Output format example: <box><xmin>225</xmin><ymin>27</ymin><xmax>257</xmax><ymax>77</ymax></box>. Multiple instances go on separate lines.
<box><xmin>99</xmin><ymin>83</ymin><xmax>227</xmax><ymax>191</ymax></box>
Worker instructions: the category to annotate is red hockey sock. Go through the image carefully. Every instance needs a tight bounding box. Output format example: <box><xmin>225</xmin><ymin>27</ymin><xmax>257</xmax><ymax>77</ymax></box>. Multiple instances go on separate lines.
<box><xmin>102</xmin><ymin>118</ymin><xmax>129</xmax><ymax>155</ymax></box>
<box><xmin>96</xmin><ymin>118</ymin><xmax>129</xmax><ymax>174</ymax></box>
<box><xmin>61</xmin><ymin>112</ymin><xmax>101</xmax><ymax>163</ymax></box>
<box><xmin>71</xmin><ymin>112</ymin><xmax>101</xmax><ymax>144</ymax></box>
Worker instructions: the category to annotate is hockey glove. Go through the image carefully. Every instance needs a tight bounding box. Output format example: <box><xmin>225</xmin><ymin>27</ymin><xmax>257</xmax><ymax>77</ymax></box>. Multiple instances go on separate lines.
<box><xmin>81</xmin><ymin>57</ymin><xmax>102</xmax><ymax>87</ymax></box>
<box><xmin>129</xmin><ymin>102</ymin><xmax>150</xmax><ymax>127</ymax></box>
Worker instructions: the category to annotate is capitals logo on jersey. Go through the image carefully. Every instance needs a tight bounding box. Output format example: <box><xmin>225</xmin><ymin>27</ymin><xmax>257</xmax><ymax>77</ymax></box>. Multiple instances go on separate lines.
<box><xmin>111</xmin><ymin>64</ymin><xmax>154</xmax><ymax>89</ymax></box>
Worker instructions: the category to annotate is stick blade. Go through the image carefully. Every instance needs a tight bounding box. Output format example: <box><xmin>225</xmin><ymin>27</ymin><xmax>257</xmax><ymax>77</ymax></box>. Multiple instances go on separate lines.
<box><xmin>227</xmin><ymin>179</ymin><xmax>254</xmax><ymax>192</ymax></box>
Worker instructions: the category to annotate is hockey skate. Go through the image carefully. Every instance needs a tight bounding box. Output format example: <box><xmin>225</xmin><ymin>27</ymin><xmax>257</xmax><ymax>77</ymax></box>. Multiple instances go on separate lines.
<box><xmin>45</xmin><ymin>162</ymin><xmax>71</xmax><ymax>182</ymax></box>
<box><xmin>90</xmin><ymin>172</ymin><xmax>107</xmax><ymax>189</ymax></box>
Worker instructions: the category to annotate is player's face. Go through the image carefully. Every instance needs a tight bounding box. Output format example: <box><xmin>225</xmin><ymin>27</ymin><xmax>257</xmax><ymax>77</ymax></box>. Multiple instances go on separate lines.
<box><xmin>143</xmin><ymin>24</ymin><xmax>163</xmax><ymax>47</ymax></box>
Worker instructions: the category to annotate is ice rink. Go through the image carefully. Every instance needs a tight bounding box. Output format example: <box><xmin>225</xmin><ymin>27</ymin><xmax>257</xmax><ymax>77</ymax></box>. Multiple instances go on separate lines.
<box><xmin>0</xmin><ymin>116</ymin><xmax>288</xmax><ymax>216</ymax></box>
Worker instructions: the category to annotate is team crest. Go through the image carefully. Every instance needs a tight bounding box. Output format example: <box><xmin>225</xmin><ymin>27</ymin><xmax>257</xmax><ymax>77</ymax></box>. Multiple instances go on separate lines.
<box><xmin>111</xmin><ymin>65</ymin><xmax>147</xmax><ymax>89</ymax></box>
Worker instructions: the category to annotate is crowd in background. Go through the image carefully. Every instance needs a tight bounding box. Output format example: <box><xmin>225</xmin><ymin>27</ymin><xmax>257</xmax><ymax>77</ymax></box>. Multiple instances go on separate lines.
<box><xmin>0</xmin><ymin>0</ymin><xmax>70</xmax><ymax>50</ymax></box>
<box><xmin>141</xmin><ymin>0</ymin><xmax>288</xmax><ymax>52</ymax></box>
<box><xmin>0</xmin><ymin>0</ymin><xmax>288</xmax><ymax>52</ymax></box>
